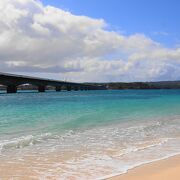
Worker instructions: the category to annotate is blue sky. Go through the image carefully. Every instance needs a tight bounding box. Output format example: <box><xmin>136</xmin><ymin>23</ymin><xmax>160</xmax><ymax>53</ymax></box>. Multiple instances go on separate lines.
<box><xmin>42</xmin><ymin>0</ymin><xmax>180</xmax><ymax>48</ymax></box>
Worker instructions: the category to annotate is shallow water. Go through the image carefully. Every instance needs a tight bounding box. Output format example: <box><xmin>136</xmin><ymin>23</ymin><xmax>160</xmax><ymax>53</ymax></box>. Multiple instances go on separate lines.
<box><xmin>0</xmin><ymin>90</ymin><xmax>180</xmax><ymax>179</ymax></box>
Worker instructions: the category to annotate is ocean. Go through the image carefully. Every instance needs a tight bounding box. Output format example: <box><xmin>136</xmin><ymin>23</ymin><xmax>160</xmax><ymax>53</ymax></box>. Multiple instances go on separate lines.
<box><xmin>0</xmin><ymin>90</ymin><xmax>180</xmax><ymax>179</ymax></box>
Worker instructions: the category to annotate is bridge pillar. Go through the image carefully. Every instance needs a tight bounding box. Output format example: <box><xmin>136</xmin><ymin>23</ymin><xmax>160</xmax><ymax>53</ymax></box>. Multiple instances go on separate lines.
<box><xmin>7</xmin><ymin>85</ymin><xmax>17</xmax><ymax>93</ymax></box>
<box><xmin>38</xmin><ymin>86</ymin><xmax>45</xmax><ymax>92</ymax></box>
<box><xmin>56</xmin><ymin>86</ymin><xmax>61</xmax><ymax>92</ymax></box>
<box><xmin>74</xmin><ymin>86</ymin><xmax>79</xmax><ymax>91</ymax></box>
<box><xmin>67</xmin><ymin>86</ymin><xmax>71</xmax><ymax>91</ymax></box>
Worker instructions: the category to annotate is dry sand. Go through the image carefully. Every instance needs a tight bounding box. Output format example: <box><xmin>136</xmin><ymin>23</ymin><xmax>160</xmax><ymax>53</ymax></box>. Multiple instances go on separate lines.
<box><xmin>108</xmin><ymin>155</ymin><xmax>180</xmax><ymax>180</ymax></box>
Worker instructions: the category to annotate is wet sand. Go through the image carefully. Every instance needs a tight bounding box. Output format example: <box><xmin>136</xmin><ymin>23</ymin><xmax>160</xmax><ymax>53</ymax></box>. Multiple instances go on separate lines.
<box><xmin>109</xmin><ymin>155</ymin><xmax>180</xmax><ymax>180</ymax></box>
<box><xmin>1</xmin><ymin>153</ymin><xmax>180</xmax><ymax>179</ymax></box>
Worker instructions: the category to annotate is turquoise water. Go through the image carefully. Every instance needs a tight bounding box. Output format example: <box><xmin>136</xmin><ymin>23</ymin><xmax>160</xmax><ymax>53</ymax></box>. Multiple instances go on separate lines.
<box><xmin>0</xmin><ymin>90</ymin><xmax>180</xmax><ymax>179</ymax></box>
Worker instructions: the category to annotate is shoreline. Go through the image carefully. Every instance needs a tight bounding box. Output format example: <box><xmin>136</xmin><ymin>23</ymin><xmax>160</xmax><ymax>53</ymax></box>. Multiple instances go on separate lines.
<box><xmin>108</xmin><ymin>154</ymin><xmax>180</xmax><ymax>180</ymax></box>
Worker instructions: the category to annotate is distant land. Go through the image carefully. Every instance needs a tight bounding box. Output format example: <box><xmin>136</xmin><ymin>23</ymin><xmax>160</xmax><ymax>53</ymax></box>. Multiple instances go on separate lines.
<box><xmin>91</xmin><ymin>81</ymin><xmax>180</xmax><ymax>90</ymax></box>
<box><xmin>1</xmin><ymin>81</ymin><xmax>180</xmax><ymax>91</ymax></box>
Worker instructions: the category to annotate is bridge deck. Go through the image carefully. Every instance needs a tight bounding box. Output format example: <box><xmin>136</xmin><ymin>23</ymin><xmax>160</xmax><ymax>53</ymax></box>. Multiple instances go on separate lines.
<box><xmin>0</xmin><ymin>72</ymin><xmax>106</xmax><ymax>93</ymax></box>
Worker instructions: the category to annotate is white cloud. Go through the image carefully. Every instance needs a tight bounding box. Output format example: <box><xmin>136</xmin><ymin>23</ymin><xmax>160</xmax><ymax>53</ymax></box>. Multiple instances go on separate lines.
<box><xmin>0</xmin><ymin>0</ymin><xmax>180</xmax><ymax>82</ymax></box>
<box><xmin>153</xmin><ymin>31</ymin><xmax>169</xmax><ymax>36</ymax></box>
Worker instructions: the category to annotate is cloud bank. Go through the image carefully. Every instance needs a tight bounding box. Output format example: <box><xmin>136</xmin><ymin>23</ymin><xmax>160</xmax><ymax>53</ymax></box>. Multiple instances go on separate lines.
<box><xmin>0</xmin><ymin>0</ymin><xmax>180</xmax><ymax>82</ymax></box>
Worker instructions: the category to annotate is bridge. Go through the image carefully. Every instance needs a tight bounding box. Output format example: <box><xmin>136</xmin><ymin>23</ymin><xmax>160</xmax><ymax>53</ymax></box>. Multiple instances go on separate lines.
<box><xmin>0</xmin><ymin>72</ymin><xmax>106</xmax><ymax>93</ymax></box>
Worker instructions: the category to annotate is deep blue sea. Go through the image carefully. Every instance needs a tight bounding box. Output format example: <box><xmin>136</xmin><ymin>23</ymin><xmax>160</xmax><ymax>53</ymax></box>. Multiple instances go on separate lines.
<box><xmin>0</xmin><ymin>90</ymin><xmax>180</xmax><ymax>179</ymax></box>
